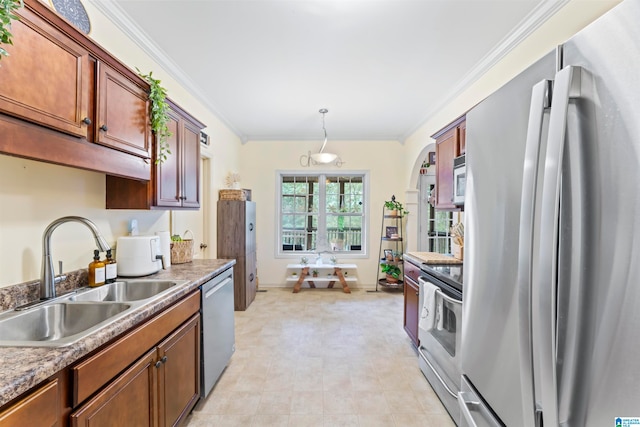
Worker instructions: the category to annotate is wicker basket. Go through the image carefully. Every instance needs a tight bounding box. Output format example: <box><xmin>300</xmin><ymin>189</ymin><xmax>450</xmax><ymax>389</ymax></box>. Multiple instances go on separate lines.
<box><xmin>219</xmin><ymin>189</ymin><xmax>250</xmax><ymax>201</ymax></box>
<box><xmin>170</xmin><ymin>230</ymin><xmax>194</xmax><ymax>264</ymax></box>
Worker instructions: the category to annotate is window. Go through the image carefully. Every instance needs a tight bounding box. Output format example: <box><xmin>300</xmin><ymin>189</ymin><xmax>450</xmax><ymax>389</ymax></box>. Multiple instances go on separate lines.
<box><xmin>426</xmin><ymin>184</ymin><xmax>453</xmax><ymax>254</ymax></box>
<box><xmin>278</xmin><ymin>172</ymin><xmax>367</xmax><ymax>255</ymax></box>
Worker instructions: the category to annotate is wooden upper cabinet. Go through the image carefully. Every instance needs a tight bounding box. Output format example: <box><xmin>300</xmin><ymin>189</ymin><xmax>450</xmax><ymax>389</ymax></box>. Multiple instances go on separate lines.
<box><xmin>432</xmin><ymin>115</ymin><xmax>465</xmax><ymax>210</ymax></box>
<box><xmin>180</xmin><ymin>117</ymin><xmax>202</xmax><ymax>208</ymax></box>
<box><xmin>0</xmin><ymin>5</ymin><xmax>91</xmax><ymax>138</ymax></box>
<box><xmin>155</xmin><ymin>103</ymin><xmax>201</xmax><ymax>208</ymax></box>
<box><xmin>105</xmin><ymin>100</ymin><xmax>205</xmax><ymax>210</ymax></box>
<box><xmin>95</xmin><ymin>62</ymin><xmax>151</xmax><ymax>159</ymax></box>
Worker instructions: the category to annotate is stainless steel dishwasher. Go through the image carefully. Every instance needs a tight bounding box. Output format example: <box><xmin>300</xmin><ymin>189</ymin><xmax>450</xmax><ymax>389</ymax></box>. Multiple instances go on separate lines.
<box><xmin>200</xmin><ymin>268</ymin><xmax>235</xmax><ymax>398</ymax></box>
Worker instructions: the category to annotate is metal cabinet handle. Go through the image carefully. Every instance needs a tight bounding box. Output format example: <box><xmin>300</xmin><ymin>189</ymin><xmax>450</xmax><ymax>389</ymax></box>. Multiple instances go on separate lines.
<box><xmin>249</xmin><ymin>273</ymin><xmax>254</xmax><ymax>282</ymax></box>
<box><xmin>100</xmin><ymin>124</ymin><xmax>108</xmax><ymax>132</ymax></box>
<box><xmin>82</xmin><ymin>117</ymin><xmax>92</xmax><ymax>125</ymax></box>
<box><xmin>249</xmin><ymin>223</ymin><xmax>254</xmax><ymax>231</ymax></box>
<box><xmin>155</xmin><ymin>360</ymin><xmax>162</xmax><ymax>368</ymax></box>
<box><xmin>161</xmin><ymin>356</ymin><xmax>168</xmax><ymax>364</ymax></box>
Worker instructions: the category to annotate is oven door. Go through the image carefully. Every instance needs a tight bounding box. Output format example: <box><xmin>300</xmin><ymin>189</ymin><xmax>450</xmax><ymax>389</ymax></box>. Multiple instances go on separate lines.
<box><xmin>418</xmin><ymin>276</ymin><xmax>463</xmax><ymax>423</ymax></box>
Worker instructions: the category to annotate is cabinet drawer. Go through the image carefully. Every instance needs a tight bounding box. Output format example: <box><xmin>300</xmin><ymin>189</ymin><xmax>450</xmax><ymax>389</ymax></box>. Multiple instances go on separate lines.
<box><xmin>404</xmin><ymin>260</ymin><xmax>421</xmax><ymax>284</ymax></box>
<box><xmin>0</xmin><ymin>379</ymin><xmax>58</xmax><ymax>427</ymax></box>
<box><xmin>72</xmin><ymin>291</ymin><xmax>200</xmax><ymax>406</ymax></box>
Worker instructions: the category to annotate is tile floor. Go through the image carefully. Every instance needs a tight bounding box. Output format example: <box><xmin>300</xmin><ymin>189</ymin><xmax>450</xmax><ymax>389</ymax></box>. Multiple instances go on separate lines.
<box><xmin>185</xmin><ymin>287</ymin><xmax>455</xmax><ymax>427</ymax></box>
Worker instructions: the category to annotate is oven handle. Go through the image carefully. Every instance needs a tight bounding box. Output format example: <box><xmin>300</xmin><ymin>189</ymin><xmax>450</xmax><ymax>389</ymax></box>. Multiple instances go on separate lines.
<box><xmin>417</xmin><ymin>345</ymin><xmax>458</xmax><ymax>399</ymax></box>
<box><xmin>418</xmin><ymin>277</ymin><xmax>462</xmax><ymax>306</ymax></box>
<box><xmin>435</xmin><ymin>288</ymin><xmax>462</xmax><ymax>306</ymax></box>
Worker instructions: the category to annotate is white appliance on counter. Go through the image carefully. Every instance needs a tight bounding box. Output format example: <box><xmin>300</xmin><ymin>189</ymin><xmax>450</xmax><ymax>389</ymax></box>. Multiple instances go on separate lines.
<box><xmin>461</xmin><ymin>0</ymin><xmax>640</xmax><ymax>425</ymax></box>
<box><xmin>116</xmin><ymin>235</ymin><xmax>163</xmax><ymax>277</ymax></box>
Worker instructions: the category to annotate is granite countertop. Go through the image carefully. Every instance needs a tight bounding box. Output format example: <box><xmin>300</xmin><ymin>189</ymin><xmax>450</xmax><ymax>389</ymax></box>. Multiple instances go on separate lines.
<box><xmin>404</xmin><ymin>251</ymin><xmax>463</xmax><ymax>265</ymax></box>
<box><xmin>0</xmin><ymin>259</ymin><xmax>235</xmax><ymax>408</ymax></box>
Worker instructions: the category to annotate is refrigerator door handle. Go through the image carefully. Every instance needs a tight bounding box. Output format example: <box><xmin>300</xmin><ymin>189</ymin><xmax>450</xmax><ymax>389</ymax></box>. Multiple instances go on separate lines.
<box><xmin>516</xmin><ymin>79</ymin><xmax>552</xmax><ymax>427</ymax></box>
<box><xmin>537</xmin><ymin>65</ymin><xmax>582</xmax><ymax>427</ymax></box>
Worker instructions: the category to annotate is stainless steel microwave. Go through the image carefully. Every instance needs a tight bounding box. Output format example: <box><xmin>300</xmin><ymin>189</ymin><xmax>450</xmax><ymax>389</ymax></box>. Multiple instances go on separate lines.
<box><xmin>453</xmin><ymin>154</ymin><xmax>466</xmax><ymax>206</ymax></box>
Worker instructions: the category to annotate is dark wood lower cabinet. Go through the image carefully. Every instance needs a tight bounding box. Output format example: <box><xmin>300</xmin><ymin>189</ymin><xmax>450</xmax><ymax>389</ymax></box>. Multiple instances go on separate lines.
<box><xmin>71</xmin><ymin>314</ymin><xmax>200</xmax><ymax>427</ymax></box>
<box><xmin>70</xmin><ymin>351</ymin><xmax>156</xmax><ymax>427</ymax></box>
<box><xmin>158</xmin><ymin>315</ymin><xmax>201</xmax><ymax>427</ymax></box>
<box><xmin>403</xmin><ymin>260</ymin><xmax>421</xmax><ymax>347</ymax></box>
<box><xmin>0</xmin><ymin>379</ymin><xmax>59</xmax><ymax>427</ymax></box>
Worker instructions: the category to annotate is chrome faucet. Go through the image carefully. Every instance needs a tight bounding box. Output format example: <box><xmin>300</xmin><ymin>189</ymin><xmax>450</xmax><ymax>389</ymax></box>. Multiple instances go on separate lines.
<box><xmin>41</xmin><ymin>216</ymin><xmax>111</xmax><ymax>300</ymax></box>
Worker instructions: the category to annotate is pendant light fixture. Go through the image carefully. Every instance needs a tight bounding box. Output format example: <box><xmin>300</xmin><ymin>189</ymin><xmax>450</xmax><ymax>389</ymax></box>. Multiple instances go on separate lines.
<box><xmin>301</xmin><ymin>108</ymin><xmax>342</xmax><ymax>167</ymax></box>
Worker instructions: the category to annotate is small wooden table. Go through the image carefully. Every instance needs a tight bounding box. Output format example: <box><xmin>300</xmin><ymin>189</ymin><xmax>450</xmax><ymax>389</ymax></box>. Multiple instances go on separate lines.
<box><xmin>286</xmin><ymin>263</ymin><xmax>356</xmax><ymax>293</ymax></box>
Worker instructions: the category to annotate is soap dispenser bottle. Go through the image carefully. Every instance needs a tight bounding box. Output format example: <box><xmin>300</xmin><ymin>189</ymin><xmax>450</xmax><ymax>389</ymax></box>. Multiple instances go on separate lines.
<box><xmin>89</xmin><ymin>250</ymin><xmax>106</xmax><ymax>287</ymax></box>
<box><xmin>104</xmin><ymin>249</ymin><xmax>117</xmax><ymax>284</ymax></box>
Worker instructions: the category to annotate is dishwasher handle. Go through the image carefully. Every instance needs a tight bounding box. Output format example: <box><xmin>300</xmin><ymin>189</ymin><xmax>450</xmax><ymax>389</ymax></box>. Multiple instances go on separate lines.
<box><xmin>204</xmin><ymin>277</ymin><xmax>232</xmax><ymax>299</ymax></box>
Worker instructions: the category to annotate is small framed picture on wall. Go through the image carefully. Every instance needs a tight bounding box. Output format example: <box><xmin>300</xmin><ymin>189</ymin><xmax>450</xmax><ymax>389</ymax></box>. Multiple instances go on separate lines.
<box><xmin>429</xmin><ymin>151</ymin><xmax>436</xmax><ymax>165</ymax></box>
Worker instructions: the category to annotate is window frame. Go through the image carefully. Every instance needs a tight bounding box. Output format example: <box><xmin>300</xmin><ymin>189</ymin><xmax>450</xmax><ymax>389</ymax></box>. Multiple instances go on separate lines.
<box><xmin>275</xmin><ymin>170</ymin><xmax>369</xmax><ymax>258</ymax></box>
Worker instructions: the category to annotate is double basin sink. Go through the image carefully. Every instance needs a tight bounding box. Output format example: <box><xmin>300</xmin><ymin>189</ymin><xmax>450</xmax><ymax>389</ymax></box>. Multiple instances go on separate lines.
<box><xmin>0</xmin><ymin>279</ymin><xmax>189</xmax><ymax>348</ymax></box>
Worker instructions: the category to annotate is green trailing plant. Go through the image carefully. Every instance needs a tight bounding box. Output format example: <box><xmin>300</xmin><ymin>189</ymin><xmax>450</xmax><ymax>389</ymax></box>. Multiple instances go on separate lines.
<box><xmin>136</xmin><ymin>68</ymin><xmax>172</xmax><ymax>164</ymax></box>
<box><xmin>384</xmin><ymin>196</ymin><xmax>409</xmax><ymax>216</ymax></box>
<box><xmin>0</xmin><ymin>0</ymin><xmax>22</xmax><ymax>63</ymax></box>
<box><xmin>380</xmin><ymin>263</ymin><xmax>401</xmax><ymax>279</ymax></box>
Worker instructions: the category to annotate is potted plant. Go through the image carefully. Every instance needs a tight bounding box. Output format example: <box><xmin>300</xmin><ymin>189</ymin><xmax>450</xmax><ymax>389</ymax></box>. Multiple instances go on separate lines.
<box><xmin>136</xmin><ymin>68</ymin><xmax>172</xmax><ymax>164</ymax></box>
<box><xmin>381</xmin><ymin>263</ymin><xmax>401</xmax><ymax>283</ymax></box>
<box><xmin>384</xmin><ymin>195</ymin><xmax>409</xmax><ymax>216</ymax></box>
<box><xmin>312</xmin><ymin>269</ymin><xmax>318</xmax><ymax>278</ymax></box>
<box><xmin>0</xmin><ymin>0</ymin><xmax>22</xmax><ymax>64</ymax></box>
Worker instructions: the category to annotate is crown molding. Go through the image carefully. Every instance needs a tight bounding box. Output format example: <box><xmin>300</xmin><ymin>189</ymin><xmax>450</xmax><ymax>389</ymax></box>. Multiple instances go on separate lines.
<box><xmin>402</xmin><ymin>0</ymin><xmax>570</xmax><ymax>142</ymax></box>
<box><xmin>87</xmin><ymin>0</ymin><xmax>244</xmax><ymax>139</ymax></box>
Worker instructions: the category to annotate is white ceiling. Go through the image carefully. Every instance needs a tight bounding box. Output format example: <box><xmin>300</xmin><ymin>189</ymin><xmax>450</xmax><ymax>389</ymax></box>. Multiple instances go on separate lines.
<box><xmin>97</xmin><ymin>0</ymin><xmax>565</xmax><ymax>142</ymax></box>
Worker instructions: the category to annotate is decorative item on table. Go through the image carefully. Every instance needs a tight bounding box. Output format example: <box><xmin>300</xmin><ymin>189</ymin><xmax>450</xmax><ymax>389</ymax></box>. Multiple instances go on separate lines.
<box><xmin>225</xmin><ymin>171</ymin><xmax>241</xmax><ymax>189</ymax></box>
<box><xmin>170</xmin><ymin>230</ymin><xmax>195</xmax><ymax>264</ymax></box>
<box><xmin>312</xmin><ymin>270</ymin><xmax>318</xmax><ymax>277</ymax></box>
<box><xmin>300</xmin><ymin>256</ymin><xmax>309</xmax><ymax>265</ymax></box>
<box><xmin>451</xmin><ymin>222</ymin><xmax>464</xmax><ymax>260</ymax></box>
<box><xmin>385</xmin><ymin>226</ymin><xmax>398</xmax><ymax>238</ymax></box>
<box><xmin>329</xmin><ymin>255</ymin><xmax>337</xmax><ymax>265</ymax></box>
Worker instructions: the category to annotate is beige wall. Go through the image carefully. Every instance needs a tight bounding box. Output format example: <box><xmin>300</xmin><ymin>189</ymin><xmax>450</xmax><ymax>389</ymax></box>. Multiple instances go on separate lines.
<box><xmin>239</xmin><ymin>139</ymin><xmax>406</xmax><ymax>287</ymax></box>
<box><xmin>0</xmin><ymin>2</ymin><xmax>242</xmax><ymax>289</ymax></box>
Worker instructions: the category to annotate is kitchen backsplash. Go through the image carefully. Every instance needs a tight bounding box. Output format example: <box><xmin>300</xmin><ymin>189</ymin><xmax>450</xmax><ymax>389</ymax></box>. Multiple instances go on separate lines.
<box><xmin>0</xmin><ymin>269</ymin><xmax>88</xmax><ymax>313</ymax></box>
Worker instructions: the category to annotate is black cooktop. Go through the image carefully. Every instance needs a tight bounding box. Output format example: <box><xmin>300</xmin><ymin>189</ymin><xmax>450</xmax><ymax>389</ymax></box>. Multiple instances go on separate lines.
<box><xmin>420</xmin><ymin>263</ymin><xmax>463</xmax><ymax>293</ymax></box>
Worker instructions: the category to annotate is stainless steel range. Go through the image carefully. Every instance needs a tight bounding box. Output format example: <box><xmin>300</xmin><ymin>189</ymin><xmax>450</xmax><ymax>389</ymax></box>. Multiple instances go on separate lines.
<box><xmin>417</xmin><ymin>264</ymin><xmax>463</xmax><ymax>425</ymax></box>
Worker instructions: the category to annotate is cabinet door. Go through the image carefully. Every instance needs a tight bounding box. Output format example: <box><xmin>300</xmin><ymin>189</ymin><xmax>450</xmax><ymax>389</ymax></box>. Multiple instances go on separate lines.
<box><xmin>180</xmin><ymin>119</ymin><xmax>201</xmax><ymax>208</ymax></box>
<box><xmin>404</xmin><ymin>277</ymin><xmax>420</xmax><ymax>347</ymax></box>
<box><xmin>95</xmin><ymin>61</ymin><xmax>150</xmax><ymax>159</ymax></box>
<box><xmin>71</xmin><ymin>350</ymin><xmax>156</xmax><ymax>427</ymax></box>
<box><xmin>459</xmin><ymin>120</ymin><xmax>466</xmax><ymax>154</ymax></box>
<box><xmin>435</xmin><ymin>127</ymin><xmax>458</xmax><ymax>209</ymax></box>
<box><xmin>0</xmin><ymin>379</ymin><xmax>59</xmax><ymax>427</ymax></box>
<box><xmin>157</xmin><ymin>315</ymin><xmax>200</xmax><ymax>427</ymax></box>
<box><xmin>155</xmin><ymin>109</ymin><xmax>182</xmax><ymax>208</ymax></box>
<box><xmin>0</xmin><ymin>6</ymin><xmax>90</xmax><ymax>138</ymax></box>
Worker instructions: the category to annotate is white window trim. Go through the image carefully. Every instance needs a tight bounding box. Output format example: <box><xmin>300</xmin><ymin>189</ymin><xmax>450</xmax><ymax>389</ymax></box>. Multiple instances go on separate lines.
<box><xmin>275</xmin><ymin>169</ymin><xmax>370</xmax><ymax>258</ymax></box>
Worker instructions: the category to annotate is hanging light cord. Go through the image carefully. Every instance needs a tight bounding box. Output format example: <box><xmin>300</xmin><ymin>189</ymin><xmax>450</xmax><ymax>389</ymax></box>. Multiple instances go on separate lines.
<box><xmin>318</xmin><ymin>109</ymin><xmax>329</xmax><ymax>153</ymax></box>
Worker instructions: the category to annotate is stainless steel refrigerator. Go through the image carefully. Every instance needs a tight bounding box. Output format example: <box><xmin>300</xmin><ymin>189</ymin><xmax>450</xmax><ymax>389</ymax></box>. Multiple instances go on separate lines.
<box><xmin>460</xmin><ymin>0</ymin><xmax>640</xmax><ymax>425</ymax></box>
